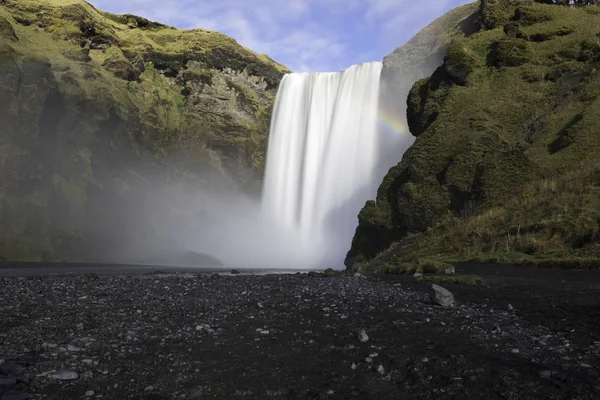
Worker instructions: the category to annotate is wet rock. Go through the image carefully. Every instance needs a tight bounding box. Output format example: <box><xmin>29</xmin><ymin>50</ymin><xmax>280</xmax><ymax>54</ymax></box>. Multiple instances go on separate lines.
<box><xmin>49</xmin><ymin>370</ymin><xmax>79</xmax><ymax>380</ymax></box>
<box><xmin>0</xmin><ymin>375</ymin><xmax>17</xmax><ymax>387</ymax></box>
<box><xmin>187</xmin><ymin>385</ymin><xmax>204</xmax><ymax>398</ymax></box>
<box><xmin>0</xmin><ymin>391</ymin><xmax>32</xmax><ymax>400</ymax></box>
<box><xmin>539</xmin><ymin>370</ymin><xmax>552</xmax><ymax>379</ymax></box>
<box><xmin>356</xmin><ymin>329</ymin><xmax>369</xmax><ymax>343</ymax></box>
<box><xmin>429</xmin><ymin>284</ymin><xmax>454</xmax><ymax>307</ymax></box>
<box><xmin>0</xmin><ymin>362</ymin><xmax>23</xmax><ymax>376</ymax></box>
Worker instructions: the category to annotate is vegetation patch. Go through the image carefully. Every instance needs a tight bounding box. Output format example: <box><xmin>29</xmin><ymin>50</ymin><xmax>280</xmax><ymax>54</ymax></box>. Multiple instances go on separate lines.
<box><xmin>421</xmin><ymin>274</ymin><xmax>484</xmax><ymax>286</ymax></box>
<box><xmin>348</xmin><ymin>1</ymin><xmax>600</xmax><ymax>273</ymax></box>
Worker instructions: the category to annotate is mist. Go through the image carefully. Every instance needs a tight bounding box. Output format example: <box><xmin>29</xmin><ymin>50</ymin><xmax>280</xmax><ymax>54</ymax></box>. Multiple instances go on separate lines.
<box><xmin>85</xmin><ymin>57</ymin><xmax>442</xmax><ymax>271</ymax></box>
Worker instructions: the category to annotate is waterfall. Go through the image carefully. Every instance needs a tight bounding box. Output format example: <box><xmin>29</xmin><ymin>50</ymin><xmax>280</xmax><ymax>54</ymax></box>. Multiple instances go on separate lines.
<box><xmin>261</xmin><ymin>62</ymin><xmax>383</xmax><ymax>267</ymax></box>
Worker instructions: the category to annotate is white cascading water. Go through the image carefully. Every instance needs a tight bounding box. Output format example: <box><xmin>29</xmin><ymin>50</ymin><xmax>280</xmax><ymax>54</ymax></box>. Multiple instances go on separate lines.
<box><xmin>262</xmin><ymin>62</ymin><xmax>383</xmax><ymax>267</ymax></box>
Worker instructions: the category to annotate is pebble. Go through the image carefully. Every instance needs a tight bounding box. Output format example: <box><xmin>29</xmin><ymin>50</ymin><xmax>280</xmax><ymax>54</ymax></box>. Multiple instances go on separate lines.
<box><xmin>188</xmin><ymin>386</ymin><xmax>204</xmax><ymax>398</ymax></box>
<box><xmin>539</xmin><ymin>370</ymin><xmax>552</xmax><ymax>379</ymax></box>
<box><xmin>430</xmin><ymin>284</ymin><xmax>454</xmax><ymax>307</ymax></box>
<box><xmin>356</xmin><ymin>329</ymin><xmax>369</xmax><ymax>343</ymax></box>
<box><xmin>511</xmin><ymin>349</ymin><xmax>520</xmax><ymax>354</ymax></box>
<box><xmin>85</xmin><ymin>390</ymin><xmax>95</xmax><ymax>397</ymax></box>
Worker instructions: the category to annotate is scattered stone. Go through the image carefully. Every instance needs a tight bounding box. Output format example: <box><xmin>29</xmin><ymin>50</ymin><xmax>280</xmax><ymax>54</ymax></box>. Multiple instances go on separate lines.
<box><xmin>377</xmin><ymin>365</ymin><xmax>385</xmax><ymax>375</ymax></box>
<box><xmin>429</xmin><ymin>284</ymin><xmax>454</xmax><ymax>307</ymax></box>
<box><xmin>85</xmin><ymin>390</ymin><xmax>95</xmax><ymax>397</ymax></box>
<box><xmin>444</xmin><ymin>266</ymin><xmax>455</xmax><ymax>275</ymax></box>
<box><xmin>508</xmin><ymin>304</ymin><xmax>514</xmax><ymax>311</ymax></box>
<box><xmin>511</xmin><ymin>349</ymin><xmax>520</xmax><ymax>354</ymax></box>
<box><xmin>356</xmin><ymin>329</ymin><xmax>369</xmax><ymax>343</ymax></box>
<box><xmin>350</xmin><ymin>363</ymin><xmax>357</xmax><ymax>370</ymax></box>
<box><xmin>49</xmin><ymin>370</ymin><xmax>79</xmax><ymax>380</ymax></box>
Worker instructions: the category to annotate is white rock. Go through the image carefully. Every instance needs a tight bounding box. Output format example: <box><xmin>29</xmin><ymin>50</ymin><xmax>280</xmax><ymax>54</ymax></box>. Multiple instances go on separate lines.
<box><xmin>444</xmin><ymin>266</ymin><xmax>456</xmax><ymax>275</ymax></box>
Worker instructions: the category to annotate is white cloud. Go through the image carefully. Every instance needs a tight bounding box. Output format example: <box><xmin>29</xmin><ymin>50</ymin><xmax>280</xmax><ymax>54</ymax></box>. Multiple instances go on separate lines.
<box><xmin>89</xmin><ymin>0</ymin><xmax>473</xmax><ymax>72</ymax></box>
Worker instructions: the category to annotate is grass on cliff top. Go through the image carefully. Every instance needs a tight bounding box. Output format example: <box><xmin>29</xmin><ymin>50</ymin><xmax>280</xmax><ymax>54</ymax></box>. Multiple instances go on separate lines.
<box><xmin>1</xmin><ymin>0</ymin><xmax>290</xmax><ymax>73</ymax></box>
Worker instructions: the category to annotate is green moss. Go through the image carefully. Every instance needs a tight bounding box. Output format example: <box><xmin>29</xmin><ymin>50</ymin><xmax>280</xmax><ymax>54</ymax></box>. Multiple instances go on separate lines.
<box><xmin>0</xmin><ymin>0</ymin><xmax>289</xmax><ymax>261</ymax></box>
<box><xmin>349</xmin><ymin>1</ymin><xmax>600</xmax><ymax>272</ymax></box>
<box><xmin>323</xmin><ymin>268</ymin><xmax>342</xmax><ymax>277</ymax></box>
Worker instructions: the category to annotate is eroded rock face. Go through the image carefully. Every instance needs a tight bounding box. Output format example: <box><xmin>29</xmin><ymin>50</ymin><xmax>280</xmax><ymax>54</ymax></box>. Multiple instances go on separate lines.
<box><xmin>0</xmin><ymin>0</ymin><xmax>289</xmax><ymax>261</ymax></box>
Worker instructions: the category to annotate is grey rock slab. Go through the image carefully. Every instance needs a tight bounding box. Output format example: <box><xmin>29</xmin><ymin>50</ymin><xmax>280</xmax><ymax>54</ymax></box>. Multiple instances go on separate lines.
<box><xmin>48</xmin><ymin>370</ymin><xmax>79</xmax><ymax>380</ymax></box>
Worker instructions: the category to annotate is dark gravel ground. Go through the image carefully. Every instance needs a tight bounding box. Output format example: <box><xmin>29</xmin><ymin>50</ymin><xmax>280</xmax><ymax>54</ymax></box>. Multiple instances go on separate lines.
<box><xmin>1</xmin><ymin>266</ymin><xmax>600</xmax><ymax>400</ymax></box>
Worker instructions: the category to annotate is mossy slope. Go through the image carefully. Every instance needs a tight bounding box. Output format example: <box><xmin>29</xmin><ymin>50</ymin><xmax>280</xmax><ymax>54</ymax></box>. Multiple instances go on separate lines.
<box><xmin>0</xmin><ymin>0</ymin><xmax>289</xmax><ymax>261</ymax></box>
<box><xmin>348</xmin><ymin>1</ymin><xmax>600</xmax><ymax>270</ymax></box>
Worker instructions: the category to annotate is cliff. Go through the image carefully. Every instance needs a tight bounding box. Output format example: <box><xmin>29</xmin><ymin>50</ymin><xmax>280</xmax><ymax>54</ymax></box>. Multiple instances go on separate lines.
<box><xmin>0</xmin><ymin>0</ymin><xmax>289</xmax><ymax>261</ymax></box>
<box><xmin>348</xmin><ymin>1</ymin><xmax>600</xmax><ymax>271</ymax></box>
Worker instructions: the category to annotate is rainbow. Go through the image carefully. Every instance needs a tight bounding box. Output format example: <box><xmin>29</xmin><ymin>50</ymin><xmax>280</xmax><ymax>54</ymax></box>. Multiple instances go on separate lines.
<box><xmin>377</xmin><ymin>108</ymin><xmax>412</xmax><ymax>137</ymax></box>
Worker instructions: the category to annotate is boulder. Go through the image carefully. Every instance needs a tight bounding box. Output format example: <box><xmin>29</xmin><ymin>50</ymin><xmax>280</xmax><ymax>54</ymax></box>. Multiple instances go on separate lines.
<box><xmin>429</xmin><ymin>284</ymin><xmax>455</xmax><ymax>307</ymax></box>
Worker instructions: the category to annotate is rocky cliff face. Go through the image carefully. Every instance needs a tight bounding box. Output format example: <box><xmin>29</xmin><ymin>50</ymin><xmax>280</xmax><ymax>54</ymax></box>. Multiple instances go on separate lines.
<box><xmin>346</xmin><ymin>1</ymin><xmax>480</xmax><ymax>266</ymax></box>
<box><xmin>348</xmin><ymin>1</ymin><xmax>600</xmax><ymax>270</ymax></box>
<box><xmin>0</xmin><ymin>0</ymin><xmax>289</xmax><ymax>261</ymax></box>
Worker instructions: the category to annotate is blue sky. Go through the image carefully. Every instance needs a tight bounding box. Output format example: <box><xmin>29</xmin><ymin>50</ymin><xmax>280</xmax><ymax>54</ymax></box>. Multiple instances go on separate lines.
<box><xmin>89</xmin><ymin>0</ymin><xmax>474</xmax><ymax>72</ymax></box>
